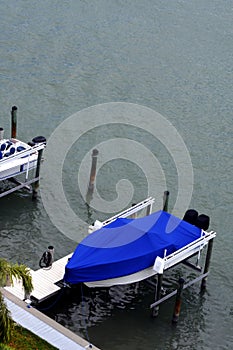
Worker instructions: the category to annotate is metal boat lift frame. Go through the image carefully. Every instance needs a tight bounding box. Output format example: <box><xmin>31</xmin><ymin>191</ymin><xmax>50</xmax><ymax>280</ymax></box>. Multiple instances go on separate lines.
<box><xmin>0</xmin><ymin>142</ymin><xmax>45</xmax><ymax>199</ymax></box>
<box><xmin>0</xmin><ymin>106</ymin><xmax>45</xmax><ymax>199</ymax></box>
<box><xmin>87</xmin><ymin>196</ymin><xmax>216</xmax><ymax>322</ymax></box>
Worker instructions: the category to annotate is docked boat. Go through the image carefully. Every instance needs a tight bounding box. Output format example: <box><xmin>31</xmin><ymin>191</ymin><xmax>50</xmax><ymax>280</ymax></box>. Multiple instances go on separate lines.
<box><xmin>64</xmin><ymin>207</ymin><xmax>216</xmax><ymax>288</ymax></box>
<box><xmin>0</xmin><ymin>136</ymin><xmax>46</xmax><ymax>181</ymax></box>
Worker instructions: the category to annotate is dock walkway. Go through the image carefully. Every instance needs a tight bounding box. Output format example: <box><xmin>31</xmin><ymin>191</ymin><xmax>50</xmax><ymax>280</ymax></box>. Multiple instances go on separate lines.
<box><xmin>2</xmin><ymin>289</ymin><xmax>100</xmax><ymax>350</ymax></box>
<box><xmin>4</xmin><ymin>253</ymin><xmax>73</xmax><ymax>303</ymax></box>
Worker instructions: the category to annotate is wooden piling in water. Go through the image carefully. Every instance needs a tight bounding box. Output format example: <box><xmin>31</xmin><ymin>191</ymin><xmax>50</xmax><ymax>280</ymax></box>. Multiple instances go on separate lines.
<box><xmin>87</xmin><ymin>149</ymin><xmax>99</xmax><ymax>194</ymax></box>
<box><xmin>200</xmin><ymin>239</ymin><xmax>214</xmax><ymax>291</ymax></box>
<box><xmin>163</xmin><ymin>190</ymin><xmax>170</xmax><ymax>212</ymax></box>
<box><xmin>172</xmin><ymin>277</ymin><xmax>185</xmax><ymax>324</ymax></box>
<box><xmin>32</xmin><ymin>148</ymin><xmax>43</xmax><ymax>200</ymax></box>
<box><xmin>0</xmin><ymin>127</ymin><xmax>4</xmax><ymax>140</ymax></box>
<box><xmin>11</xmin><ymin>106</ymin><xmax>17</xmax><ymax>138</ymax></box>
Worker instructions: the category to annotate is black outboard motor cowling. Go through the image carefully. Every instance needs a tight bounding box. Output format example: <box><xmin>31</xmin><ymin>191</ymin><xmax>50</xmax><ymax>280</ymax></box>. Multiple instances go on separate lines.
<box><xmin>183</xmin><ymin>209</ymin><xmax>198</xmax><ymax>225</ymax></box>
<box><xmin>195</xmin><ymin>214</ymin><xmax>210</xmax><ymax>231</ymax></box>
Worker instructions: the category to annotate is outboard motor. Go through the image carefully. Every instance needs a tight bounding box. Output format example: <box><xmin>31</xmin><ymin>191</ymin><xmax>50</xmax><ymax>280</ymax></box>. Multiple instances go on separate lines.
<box><xmin>195</xmin><ymin>214</ymin><xmax>210</xmax><ymax>231</ymax></box>
<box><xmin>39</xmin><ymin>246</ymin><xmax>54</xmax><ymax>269</ymax></box>
<box><xmin>183</xmin><ymin>209</ymin><xmax>198</xmax><ymax>225</ymax></box>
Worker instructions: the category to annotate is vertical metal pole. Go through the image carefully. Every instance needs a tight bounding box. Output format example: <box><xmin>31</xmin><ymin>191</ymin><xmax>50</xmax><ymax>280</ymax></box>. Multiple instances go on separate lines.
<box><xmin>131</xmin><ymin>203</ymin><xmax>137</xmax><ymax>218</ymax></box>
<box><xmin>146</xmin><ymin>203</ymin><xmax>152</xmax><ymax>216</ymax></box>
<box><xmin>163</xmin><ymin>190</ymin><xmax>170</xmax><ymax>212</ymax></box>
<box><xmin>32</xmin><ymin>148</ymin><xmax>43</xmax><ymax>200</ymax></box>
<box><xmin>201</xmin><ymin>239</ymin><xmax>214</xmax><ymax>291</ymax></box>
<box><xmin>152</xmin><ymin>273</ymin><xmax>163</xmax><ymax>317</ymax></box>
<box><xmin>172</xmin><ymin>277</ymin><xmax>185</xmax><ymax>324</ymax></box>
<box><xmin>11</xmin><ymin>106</ymin><xmax>17</xmax><ymax>139</ymax></box>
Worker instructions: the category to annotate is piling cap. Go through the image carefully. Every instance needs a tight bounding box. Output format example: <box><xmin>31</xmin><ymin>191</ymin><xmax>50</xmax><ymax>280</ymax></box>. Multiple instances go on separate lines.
<box><xmin>11</xmin><ymin>106</ymin><xmax>17</xmax><ymax>111</ymax></box>
<box><xmin>92</xmin><ymin>149</ymin><xmax>99</xmax><ymax>156</ymax></box>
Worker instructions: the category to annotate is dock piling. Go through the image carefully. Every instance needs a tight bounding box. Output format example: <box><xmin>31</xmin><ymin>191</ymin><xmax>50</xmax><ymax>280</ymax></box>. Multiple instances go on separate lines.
<box><xmin>152</xmin><ymin>273</ymin><xmax>163</xmax><ymax>317</ymax></box>
<box><xmin>163</xmin><ymin>190</ymin><xmax>170</xmax><ymax>212</ymax></box>
<box><xmin>88</xmin><ymin>149</ymin><xmax>99</xmax><ymax>192</ymax></box>
<box><xmin>172</xmin><ymin>277</ymin><xmax>185</xmax><ymax>324</ymax></box>
<box><xmin>11</xmin><ymin>106</ymin><xmax>17</xmax><ymax>138</ymax></box>
<box><xmin>200</xmin><ymin>239</ymin><xmax>214</xmax><ymax>291</ymax></box>
<box><xmin>32</xmin><ymin>148</ymin><xmax>43</xmax><ymax>200</ymax></box>
<box><xmin>0</xmin><ymin>127</ymin><xmax>4</xmax><ymax>140</ymax></box>
<box><xmin>86</xmin><ymin>149</ymin><xmax>99</xmax><ymax>203</ymax></box>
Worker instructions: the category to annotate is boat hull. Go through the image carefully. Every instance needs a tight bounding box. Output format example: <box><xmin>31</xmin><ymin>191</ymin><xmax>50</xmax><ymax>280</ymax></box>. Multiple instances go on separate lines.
<box><xmin>64</xmin><ymin>211</ymin><xmax>206</xmax><ymax>286</ymax></box>
<box><xmin>0</xmin><ymin>138</ymin><xmax>45</xmax><ymax>181</ymax></box>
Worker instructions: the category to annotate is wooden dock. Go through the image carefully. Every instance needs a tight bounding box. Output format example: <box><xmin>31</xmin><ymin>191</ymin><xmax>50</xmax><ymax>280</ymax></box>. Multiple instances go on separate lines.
<box><xmin>4</xmin><ymin>253</ymin><xmax>73</xmax><ymax>303</ymax></box>
<box><xmin>2</xmin><ymin>289</ymin><xmax>100</xmax><ymax>350</ymax></box>
<box><xmin>5</xmin><ymin>198</ymin><xmax>155</xmax><ymax>303</ymax></box>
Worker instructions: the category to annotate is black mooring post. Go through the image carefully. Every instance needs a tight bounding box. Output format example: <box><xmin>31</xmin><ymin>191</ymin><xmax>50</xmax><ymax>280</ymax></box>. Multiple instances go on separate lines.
<box><xmin>163</xmin><ymin>190</ymin><xmax>170</xmax><ymax>212</ymax></box>
<box><xmin>152</xmin><ymin>273</ymin><xmax>163</xmax><ymax>317</ymax></box>
<box><xmin>172</xmin><ymin>277</ymin><xmax>185</xmax><ymax>324</ymax></box>
<box><xmin>201</xmin><ymin>239</ymin><xmax>214</xmax><ymax>292</ymax></box>
<box><xmin>11</xmin><ymin>106</ymin><xmax>17</xmax><ymax>139</ymax></box>
<box><xmin>32</xmin><ymin>148</ymin><xmax>43</xmax><ymax>200</ymax></box>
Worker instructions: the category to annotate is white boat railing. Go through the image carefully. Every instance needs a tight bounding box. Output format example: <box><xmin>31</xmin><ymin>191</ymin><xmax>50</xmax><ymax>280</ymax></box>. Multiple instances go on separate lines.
<box><xmin>89</xmin><ymin>197</ymin><xmax>155</xmax><ymax>232</ymax></box>
<box><xmin>162</xmin><ymin>230</ymin><xmax>216</xmax><ymax>271</ymax></box>
<box><xmin>0</xmin><ymin>142</ymin><xmax>45</xmax><ymax>165</ymax></box>
<box><xmin>103</xmin><ymin>196</ymin><xmax>155</xmax><ymax>224</ymax></box>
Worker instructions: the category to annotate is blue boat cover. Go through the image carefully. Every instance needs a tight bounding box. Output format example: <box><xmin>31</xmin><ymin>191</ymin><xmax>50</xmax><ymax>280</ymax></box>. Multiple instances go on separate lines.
<box><xmin>64</xmin><ymin>210</ymin><xmax>202</xmax><ymax>284</ymax></box>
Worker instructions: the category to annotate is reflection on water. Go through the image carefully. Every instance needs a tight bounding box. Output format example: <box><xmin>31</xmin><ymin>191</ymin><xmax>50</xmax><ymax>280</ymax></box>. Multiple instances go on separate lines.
<box><xmin>42</xmin><ymin>264</ymin><xmax>207</xmax><ymax>349</ymax></box>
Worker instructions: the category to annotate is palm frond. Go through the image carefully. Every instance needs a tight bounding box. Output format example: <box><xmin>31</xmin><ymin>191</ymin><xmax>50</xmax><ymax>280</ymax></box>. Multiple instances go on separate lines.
<box><xmin>0</xmin><ymin>260</ymin><xmax>11</xmax><ymax>288</ymax></box>
<box><xmin>0</xmin><ymin>259</ymin><xmax>33</xmax><ymax>295</ymax></box>
<box><xmin>10</xmin><ymin>264</ymin><xmax>33</xmax><ymax>295</ymax></box>
<box><xmin>0</xmin><ymin>292</ymin><xmax>13</xmax><ymax>343</ymax></box>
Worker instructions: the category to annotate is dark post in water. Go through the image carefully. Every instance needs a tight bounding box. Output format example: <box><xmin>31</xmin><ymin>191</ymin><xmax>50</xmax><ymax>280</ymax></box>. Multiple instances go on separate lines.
<box><xmin>11</xmin><ymin>106</ymin><xmax>17</xmax><ymax>139</ymax></box>
<box><xmin>88</xmin><ymin>149</ymin><xmax>99</xmax><ymax>194</ymax></box>
<box><xmin>201</xmin><ymin>239</ymin><xmax>214</xmax><ymax>291</ymax></box>
<box><xmin>152</xmin><ymin>273</ymin><xmax>164</xmax><ymax>317</ymax></box>
<box><xmin>163</xmin><ymin>190</ymin><xmax>170</xmax><ymax>212</ymax></box>
<box><xmin>172</xmin><ymin>277</ymin><xmax>185</xmax><ymax>324</ymax></box>
<box><xmin>32</xmin><ymin>148</ymin><xmax>43</xmax><ymax>200</ymax></box>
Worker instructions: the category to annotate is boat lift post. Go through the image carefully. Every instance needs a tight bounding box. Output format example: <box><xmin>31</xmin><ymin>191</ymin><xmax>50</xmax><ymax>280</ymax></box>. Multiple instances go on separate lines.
<box><xmin>11</xmin><ymin>106</ymin><xmax>17</xmax><ymax>138</ymax></box>
<box><xmin>200</xmin><ymin>238</ymin><xmax>214</xmax><ymax>292</ymax></box>
<box><xmin>151</xmin><ymin>273</ymin><xmax>164</xmax><ymax>317</ymax></box>
<box><xmin>163</xmin><ymin>190</ymin><xmax>170</xmax><ymax>212</ymax></box>
<box><xmin>172</xmin><ymin>277</ymin><xmax>185</xmax><ymax>324</ymax></box>
<box><xmin>32</xmin><ymin>147</ymin><xmax>44</xmax><ymax>200</ymax></box>
<box><xmin>150</xmin><ymin>233</ymin><xmax>216</xmax><ymax>321</ymax></box>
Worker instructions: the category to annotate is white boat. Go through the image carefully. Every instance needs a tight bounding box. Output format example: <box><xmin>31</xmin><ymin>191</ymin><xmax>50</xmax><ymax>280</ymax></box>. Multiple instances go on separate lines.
<box><xmin>0</xmin><ymin>137</ymin><xmax>46</xmax><ymax>181</ymax></box>
<box><xmin>64</xmin><ymin>198</ymin><xmax>216</xmax><ymax>288</ymax></box>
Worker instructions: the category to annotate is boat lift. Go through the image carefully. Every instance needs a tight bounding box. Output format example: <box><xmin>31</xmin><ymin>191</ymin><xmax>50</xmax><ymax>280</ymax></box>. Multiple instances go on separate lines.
<box><xmin>0</xmin><ymin>106</ymin><xmax>46</xmax><ymax>199</ymax></box>
<box><xmin>4</xmin><ymin>194</ymin><xmax>216</xmax><ymax>324</ymax></box>
<box><xmin>86</xmin><ymin>195</ymin><xmax>216</xmax><ymax>323</ymax></box>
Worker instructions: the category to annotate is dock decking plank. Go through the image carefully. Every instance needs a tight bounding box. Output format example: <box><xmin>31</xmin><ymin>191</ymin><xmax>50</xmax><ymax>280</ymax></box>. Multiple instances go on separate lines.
<box><xmin>4</xmin><ymin>253</ymin><xmax>73</xmax><ymax>303</ymax></box>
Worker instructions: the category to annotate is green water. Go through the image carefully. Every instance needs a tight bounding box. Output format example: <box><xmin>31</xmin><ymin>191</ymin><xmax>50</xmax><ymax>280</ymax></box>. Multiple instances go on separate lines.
<box><xmin>0</xmin><ymin>1</ymin><xmax>232</xmax><ymax>349</ymax></box>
